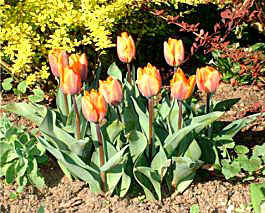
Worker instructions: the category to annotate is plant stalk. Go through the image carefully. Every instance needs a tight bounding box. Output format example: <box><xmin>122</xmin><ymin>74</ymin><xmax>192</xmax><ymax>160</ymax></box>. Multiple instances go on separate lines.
<box><xmin>64</xmin><ymin>94</ymin><xmax>69</xmax><ymax>116</ymax></box>
<box><xmin>206</xmin><ymin>93</ymin><xmax>210</xmax><ymax>114</ymax></box>
<box><xmin>72</xmin><ymin>95</ymin><xmax>80</xmax><ymax>140</ymax></box>
<box><xmin>178</xmin><ymin>100</ymin><xmax>183</xmax><ymax>129</ymax></box>
<box><xmin>127</xmin><ymin>63</ymin><xmax>131</xmax><ymax>84</ymax></box>
<box><xmin>96</xmin><ymin>123</ymin><xmax>105</xmax><ymax>192</ymax></box>
<box><xmin>115</xmin><ymin>105</ymin><xmax>122</xmax><ymax>122</ymax></box>
<box><xmin>206</xmin><ymin>93</ymin><xmax>212</xmax><ymax>137</ymax></box>
<box><xmin>148</xmin><ymin>98</ymin><xmax>154</xmax><ymax>163</ymax></box>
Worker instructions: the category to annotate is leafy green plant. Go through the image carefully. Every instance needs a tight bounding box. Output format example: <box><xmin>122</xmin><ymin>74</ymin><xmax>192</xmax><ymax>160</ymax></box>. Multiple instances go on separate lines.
<box><xmin>219</xmin><ymin>143</ymin><xmax>265</xmax><ymax>180</ymax></box>
<box><xmin>0</xmin><ymin>114</ymin><xmax>47</xmax><ymax>195</ymax></box>
<box><xmin>250</xmin><ymin>182</ymin><xmax>265</xmax><ymax>213</ymax></box>
<box><xmin>1</xmin><ymin>32</ymin><xmax>263</xmax><ymax>200</ymax></box>
<box><xmin>211</xmin><ymin>42</ymin><xmax>265</xmax><ymax>85</ymax></box>
<box><xmin>1</xmin><ymin>77</ymin><xmax>45</xmax><ymax>103</ymax></box>
<box><xmin>2</xmin><ymin>78</ymin><xmax>28</xmax><ymax>96</ymax></box>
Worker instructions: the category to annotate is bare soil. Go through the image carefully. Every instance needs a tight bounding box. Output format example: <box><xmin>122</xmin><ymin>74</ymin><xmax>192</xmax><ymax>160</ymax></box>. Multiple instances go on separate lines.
<box><xmin>1</xmin><ymin>83</ymin><xmax>265</xmax><ymax>213</ymax></box>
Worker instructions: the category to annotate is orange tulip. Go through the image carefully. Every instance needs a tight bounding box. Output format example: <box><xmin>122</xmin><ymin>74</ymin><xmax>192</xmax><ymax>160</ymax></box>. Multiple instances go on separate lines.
<box><xmin>117</xmin><ymin>32</ymin><xmax>136</xmax><ymax>63</ymax></box>
<box><xmin>80</xmin><ymin>53</ymin><xmax>88</xmax><ymax>81</ymax></box>
<box><xmin>48</xmin><ymin>49</ymin><xmax>68</xmax><ymax>77</ymax></box>
<box><xmin>99</xmin><ymin>76</ymin><xmax>123</xmax><ymax>106</ymax></box>
<box><xmin>136</xmin><ymin>63</ymin><xmax>162</xmax><ymax>98</ymax></box>
<box><xmin>69</xmin><ymin>53</ymin><xmax>88</xmax><ymax>81</ymax></box>
<box><xmin>164</xmin><ymin>38</ymin><xmax>184</xmax><ymax>67</ymax></box>
<box><xmin>196</xmin><ymin>66</ymin><xmax>222</xmax><ymax>93</ymax></box>
<box><xmin>170</xmin><ymin>68</ymin><xmax>196</xmax><ymax>100</ymax></box>
<box><xmin>82</xmin><ymin>89</ymin><xmax>108</xmax><ymax>123</ymax></box>
<box><xmin>60</xmin><ymin>66</ymin><xmax>82</xmax><ymax>95</ymax></box>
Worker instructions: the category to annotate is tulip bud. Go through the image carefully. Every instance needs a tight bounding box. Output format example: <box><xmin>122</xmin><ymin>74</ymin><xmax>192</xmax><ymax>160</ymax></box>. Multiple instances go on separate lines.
<box><xmin>48</xmin><ymin>49</ymin><xmax>68</xmax><ymax>77</ymax></box>
<box><xmin>164</xmin><ymin>38</ymin><xmax>184</xmax><ymax>67</ymax></box>
<box><xmin>82</xmin><ymin>89</ymin><xmax>108</xmax><ymax>123</ymax></box>
<box><xmin>196</xmin><ymin>66</ymin><xmax>222</xmax><ymax>93</ymax></box>
<box><xmin>99</xmin><ymin>76</ymin><xmax>123</xmax><ymax>106</ymax></box>
<box><xmin>136</xmin><ymin>63</ymin><xmax>162</xmax><ymax>98</ymax></box>
<box><xmin>80</xmin><ymin>53</ymin><xmax>88</xmax><ymax>81</ymax></box>
<box><xmin>69</xmin><ymin>53</ymin><xmax>88</xmax><ymax>82</ymax></box>
<box><xmin>170</xmin><ymin>68</ymin><xmax>195</xmax><ymax>100</ymax></box>
<box><xmin>60</xmin><ymin>66</ymin><xmax>82</xmax><ymax>95</ymax></box>
<box><xmin>117</xmin><ymin>32</ymin><xmax>136</xmax><ymax>63</ymax></box>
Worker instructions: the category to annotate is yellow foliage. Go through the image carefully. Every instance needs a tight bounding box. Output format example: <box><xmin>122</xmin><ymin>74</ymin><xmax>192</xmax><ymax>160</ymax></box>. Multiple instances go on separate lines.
<box><xmin>1</xmin><ymin>0</ymin><xmax>231</xmax><ymax>88</ymax></box>
<box><xmin>0</xmin><ymin>0</ymin><xmax>143</xmax><ymax>87</ymax></box>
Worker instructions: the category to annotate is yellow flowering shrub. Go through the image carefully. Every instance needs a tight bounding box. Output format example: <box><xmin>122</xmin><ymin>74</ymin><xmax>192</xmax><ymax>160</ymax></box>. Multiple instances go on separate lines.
<box><xmin>1</xmin><ymin>0</ymin><xmax>231</xmax><ymax>90</ymax></box>
<box><xmin>0</xmin><ymin>0</ymin><xmax>141</xmax><ymax>88</ymax></box>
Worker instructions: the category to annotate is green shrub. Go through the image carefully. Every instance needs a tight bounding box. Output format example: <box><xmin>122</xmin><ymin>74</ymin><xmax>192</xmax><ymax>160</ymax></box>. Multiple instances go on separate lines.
<box><xmin>0</xmin><ymin>113</ymin><xmax>48</xmax><ymax>196</ymax></box>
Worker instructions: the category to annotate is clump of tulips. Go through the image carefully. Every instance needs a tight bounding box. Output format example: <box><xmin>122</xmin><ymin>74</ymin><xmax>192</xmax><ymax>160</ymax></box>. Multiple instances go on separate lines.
<box><xmin>2</xmin><ymin>32</ymin><xmax>262</xmax><ymax>200</ymax></box>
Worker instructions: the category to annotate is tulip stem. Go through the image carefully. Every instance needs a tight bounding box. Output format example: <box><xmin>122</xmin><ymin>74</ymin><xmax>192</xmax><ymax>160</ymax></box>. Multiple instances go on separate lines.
<box><xmin>96</xmin><ymin>123</ymin><xmax>105</xmax><ymax>192</ymax></box>
<box><xmin>127</xmin><ymin>63</ymin><xmax>131</xmax><ymax>84</ymax></box>
<box><xmin>148</xmin><ymin>98</ymin><xmax>154</xmax><ymax>163</ymax></box>
<box><xmin>64</xmin><ymin>94</ymin><xmax>69</xmax><ymax>116</ymax></box>
<box><xmin>206</xmin><ymin>93</ymin><xmax>210</xmax><ymax>114</ymax></box>
<box><xmin>178</xmin><ymin>100</ymin><xmax>183</xmax><ymax>130</ymax></box>
<box><xmin>206</xmin><ymin>93</ymin><xmax>212</xmax><ymax>137</ymax></box>
<box><xmin>116</xmin><ymin>106</ymin><xmax>122</xmax><ymax>122</ymax></box>
<box><xmin>72</xmin><ymin>95</ymin><xmax>81</xmax><ymax>140</ymax></box>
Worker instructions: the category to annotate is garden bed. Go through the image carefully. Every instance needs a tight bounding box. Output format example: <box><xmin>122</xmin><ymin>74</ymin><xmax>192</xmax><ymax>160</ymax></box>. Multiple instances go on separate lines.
<box><xmin>1</xmin><ymin>82</ymin><xmax>265</xmax><ymax>213</ymax></box>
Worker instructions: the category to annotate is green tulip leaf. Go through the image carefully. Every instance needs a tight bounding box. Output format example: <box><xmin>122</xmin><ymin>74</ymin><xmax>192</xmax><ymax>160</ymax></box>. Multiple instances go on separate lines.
<box><xmin>220</xmin><ymin>113</ymin><xmax>263</xmax><ymax>138</ymax></box>
<box><xmin>56</xmin><ymin>88</ymin><xmax>72</xmax><ymax>117</ymax></box>
<box><xmin>38</xmin><ymin>137</ymin><xmax>102</xmax><ymax>193</ymax></box>
<box><xmin>1</xmin><ymin>102</ymin><xmax>47</xmax><ymax>126</ymax></box>
<box><xmin>184</xmin><ymin>139</ymin><xmax>201</xmax><ymax>161</ymax></box>
<box><xmin>191</xmin><ymin>111</ymin><xmax>224</xmax><ymax>133</ymax></box>
<box><xmin>131</xmin><ymin>97</ymin><xmax>149</xmax><ymax>139</ymax></box>
<box><xmin>151</xmin><ymin>146</ymin><xmax>170</xmax><ymax>179</ymax></box>
<box><xmin>106</xmin><ymin>120</ymin><xmax>124</xmax><ymax>142</ymax></box>
<box><xmin>107</xmin><ymin>62</ymin><xmax>123</xmax><ymax>82</ymax></box>
<box><xmin>135</xmin><ymin>166</ymin><xmax>161</xmax><ymax>200</ymax></box>
<box><xmin>168</xmin><ymin>99</ymin><xmax>179</xmax><ymax>134</ymax></box>
<box><xmin>100</xmin><ymin>145</ymin><xmax>128</xmax><ymax>172</ymax></box>
<box><xmin>172</xmin><ymin>157</ymin><xmax>202</xmax><ymax>191</ymax></box>
<box><xmin>119</xmin><ymin>170</ymin><xmax>131</xmax><ymax>197</ymax></box>
<box><xmin>213</xmin><ymin>98</ymin><xmax>240</xmax><ymax>112</ymax></box>
<box><xmin>128</xmin><ymin>130</ymin><xmax>147</xmax><ymax>162</ymax></box>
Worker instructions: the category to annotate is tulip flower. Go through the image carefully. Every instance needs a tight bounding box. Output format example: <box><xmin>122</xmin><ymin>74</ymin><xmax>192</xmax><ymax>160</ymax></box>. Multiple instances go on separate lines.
<box><xmin>170</xmin><ymin>68</ymin><xmax>195</xmax><ymax>130</ymax></box>
<box><xmin>69</xmin><ymin>53</ymin><xmax>88</xmax><ymax>82</ymax></box>
<box><xmin>117</xmin><ymin>32</ymin><xmax>136</xmax><ymax>64</ymax></box>
<box><xmin>99</xmin><ymin>76</ymin><xmax>123</xmax><ymax>106</ymax></box>
<box><xmin>60</xmin><ymin>66</ymin><xmax>82</xmax><ymax>95</ymax></box>
<box><xmin>81</xmin><ymin>89</ymin><xmax>108</xmax><ymax>124</ymax></box>
<box><xmin>136</xmin><ymin>63</ymin><xmax>161</xmax><ymax>162</ymax></box>
<box><xmin>48</xmin><ymin>49</ymin><xmax>68</xmax><ymax>77</ymax></box>
<box><xmin>196</xmin><ymin>66</ymin><xmax>222</xmax><ymax>93</ymax></box>
<box><xmin>82</xmin><ymin>89</ymin><xmax>108</xmax><ymax>192</ymax></box>
<box><xmin>164</xmin><ymin>38</ymin><xmax>184</xmax><ymax>67</ymax></box>
<box><xmin>196</xmin><ymin>66</ymin><xmax>222</xmax><ymax>138</ymax></box>
<box><xmin>136</xmin><ymin>63</ymin><xmax>162</xmax><ymax>98</ymax></box>
<box><xmin>170</xmin><ymin>68</ymin><xmax>196</xmax><ymax>101</ymax></box>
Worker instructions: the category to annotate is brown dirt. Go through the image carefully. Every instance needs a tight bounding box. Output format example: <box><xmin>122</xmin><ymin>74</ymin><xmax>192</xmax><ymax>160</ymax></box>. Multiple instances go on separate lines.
<box><xmin>1</xmin><ymin>83</ymin><xmax>265</xmax><ymax>213</ymax></box>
